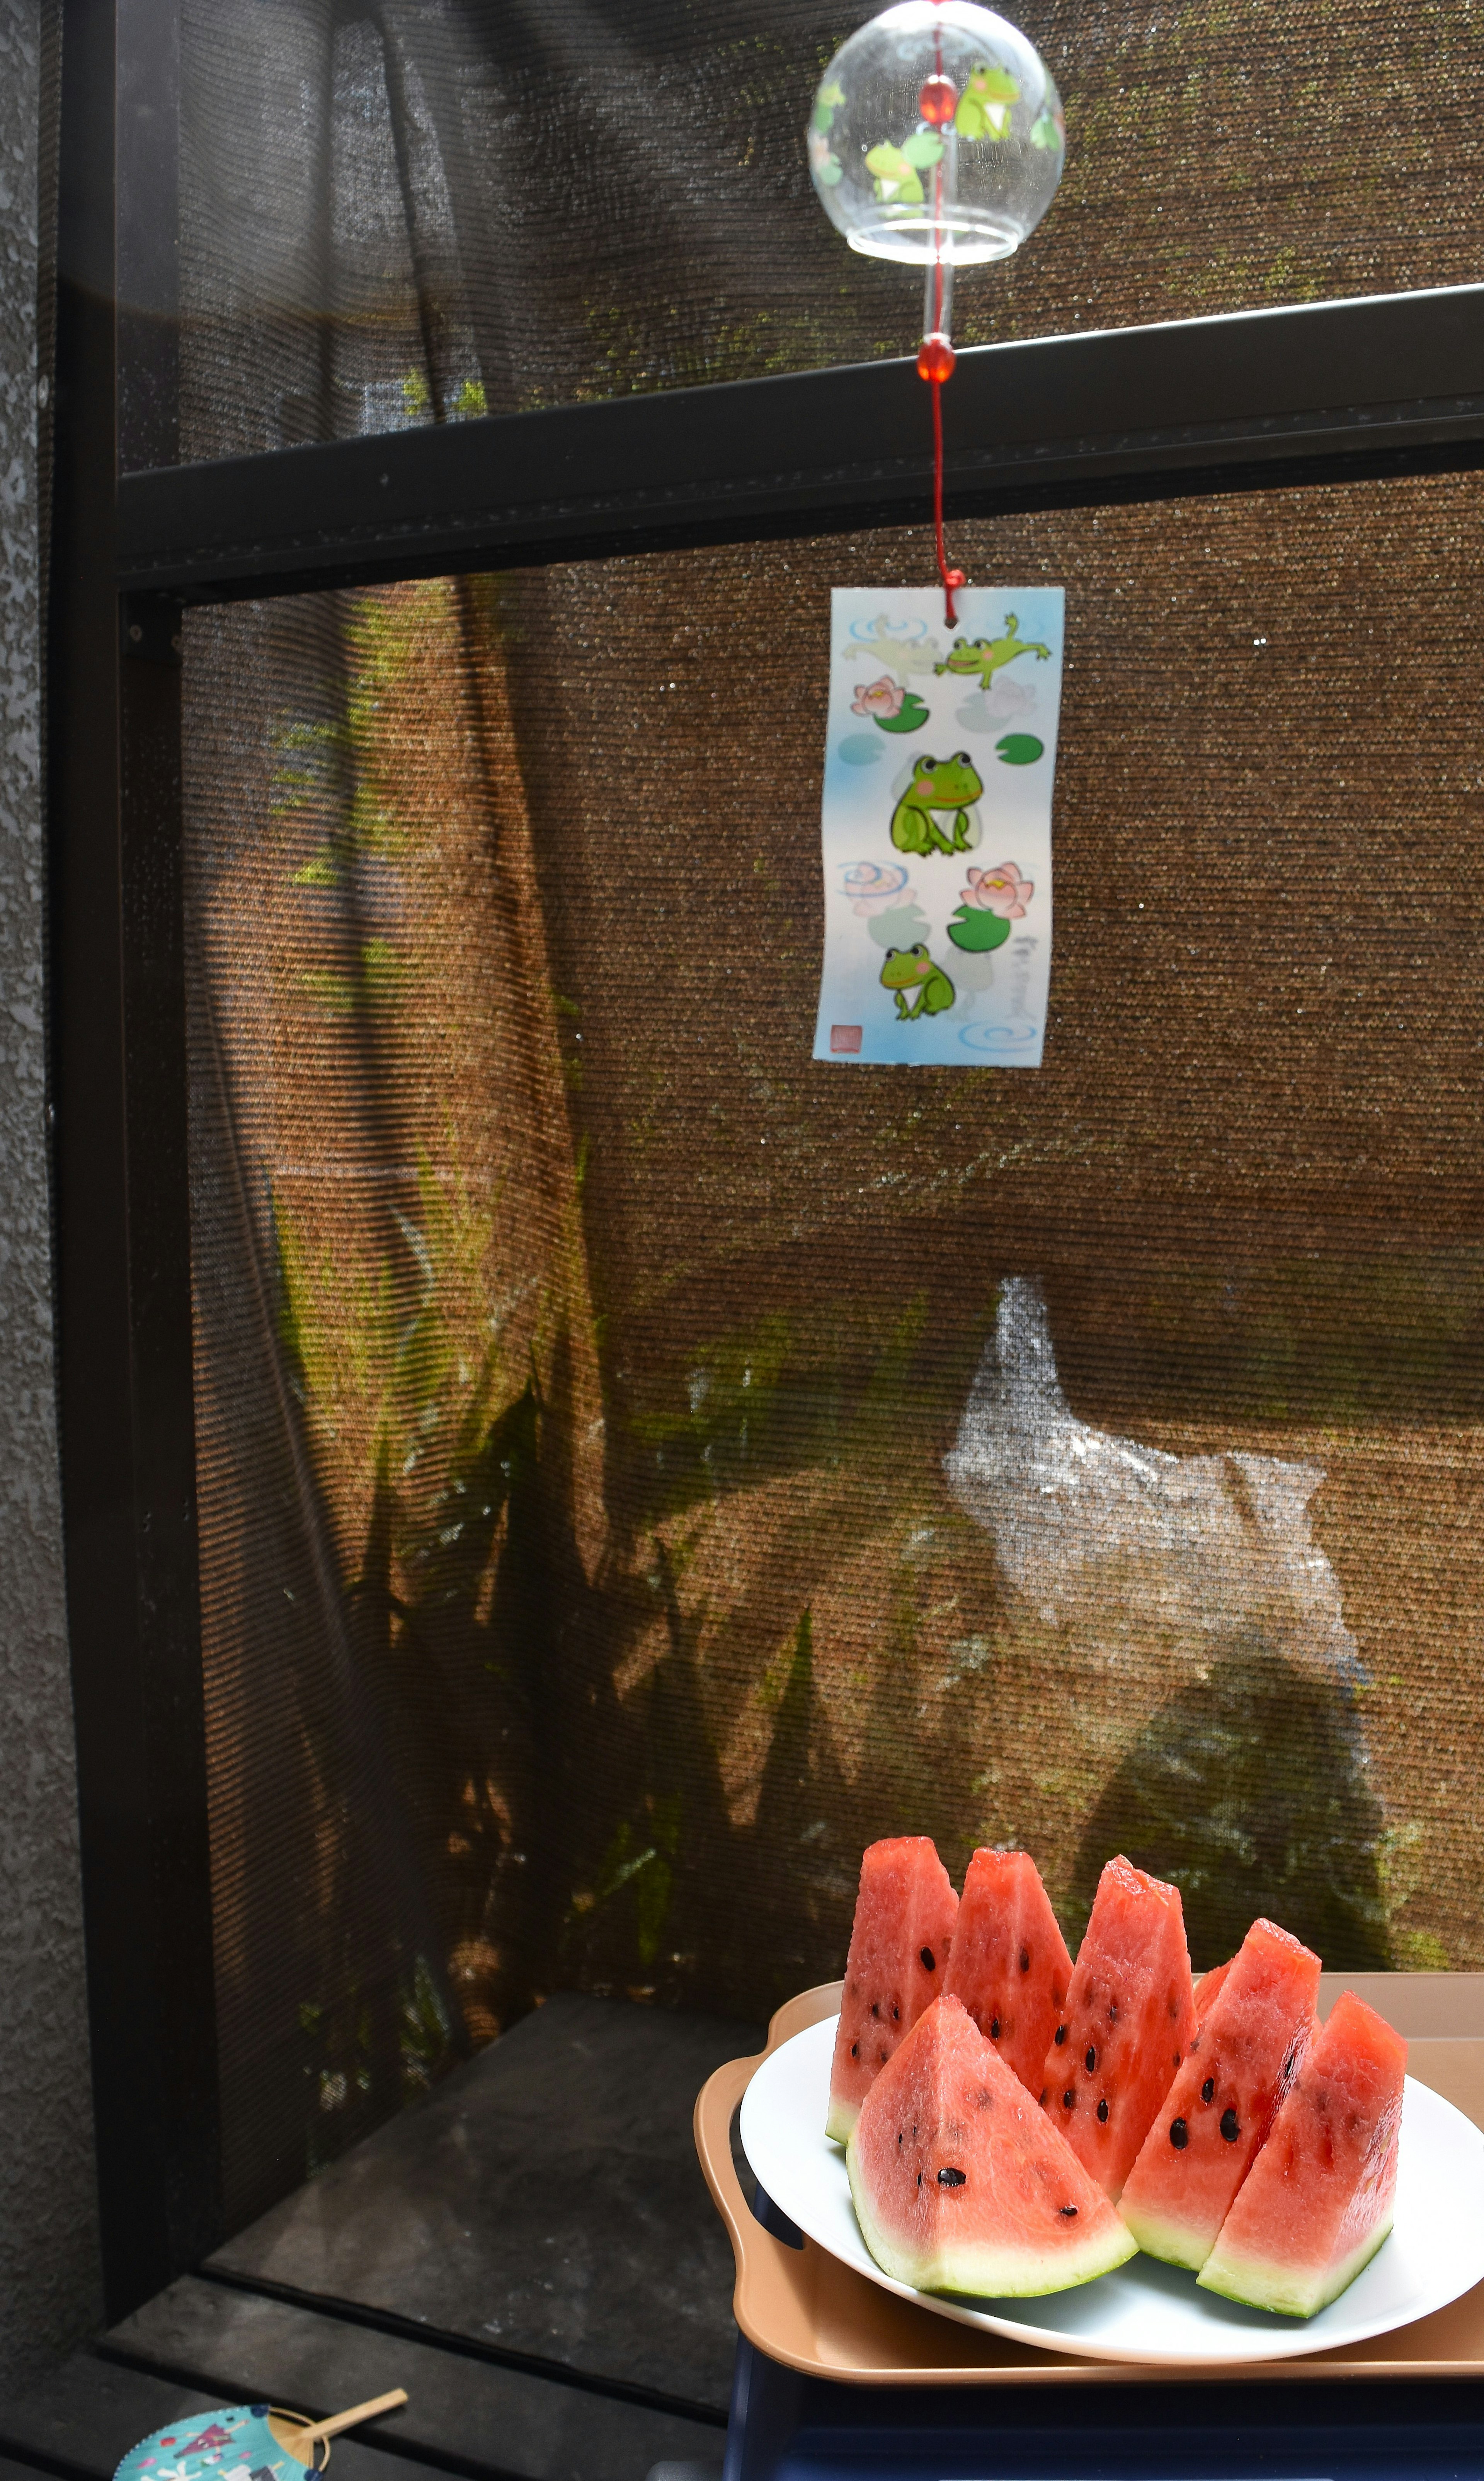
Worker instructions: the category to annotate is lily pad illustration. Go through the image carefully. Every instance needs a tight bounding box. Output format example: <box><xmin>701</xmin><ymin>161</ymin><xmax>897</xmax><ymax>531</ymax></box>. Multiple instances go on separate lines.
<box><xmin>947</xmin><ymin>905</ymin><xmax>1013</xmax><ymax>955</ymax></box>
<box><xmin>901</xmin><ymin>129</ymin><xmax>946</xmax><ymax>170</ymax></box>
<box><xmin>875</xmin><ymin>689</ymin><xmax>931</xmax><ymax>735</ymax></box>
<box><xmin>996</xmin><ymin>732</ymin><xmax>1045</xmax><ymax>764</ymax></box>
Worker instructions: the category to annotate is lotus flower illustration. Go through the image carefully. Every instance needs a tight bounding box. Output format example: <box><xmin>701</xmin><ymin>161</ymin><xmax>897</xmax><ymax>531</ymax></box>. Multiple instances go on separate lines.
<box><xmin>850</xmin><ymin>675</ymin><xmax>929</xmax><ymax>735</ymax></box>
<box><xmin>852</xmin><ymin>675</ymin><xmax>904</xmax><ymax>718</ymax></box>
<box><xmin>963</xmin><ymin>862</ymin><xmax>1034</xmax><ymax>919</ymax></box>
<box><xmin>948</xmin><ymin>859</ymin><xmax>1033</xmax><ymax>955</ymax></box>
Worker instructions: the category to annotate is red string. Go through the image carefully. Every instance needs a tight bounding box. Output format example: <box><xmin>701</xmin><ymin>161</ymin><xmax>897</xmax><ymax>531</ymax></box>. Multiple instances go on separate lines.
<box><xmin>925</xmin><ymin>32</ymin><xmax>963</xmax><ymax>627</ymax></box>
<box><xmin>930</xmin><ymin>374</ymin><xmax>958</xmax><ymax>626</ymax></box>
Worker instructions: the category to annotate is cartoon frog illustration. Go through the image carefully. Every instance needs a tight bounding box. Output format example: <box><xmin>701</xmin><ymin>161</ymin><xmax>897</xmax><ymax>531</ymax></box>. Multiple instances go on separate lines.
<box><xmin>880</xmin><ymin>943</ymin><xmax>956</xmax><ymax>1020</ymax></box>
<box><xmin>865</xmin><ymin>142</ymin><xmax>924</xmax><ymax>208</ymax></box>
<box><xmin>844</xmin><ymin>617</ymin><xmax>944</xmax><ymax>677</ymax></box>
<box><xmin>955</xmin><ymin>61</ymin><xmax>1020</xmax><ymax>141</ymax></box>
<box><xmin>890</xmin><ymin>751</ymin><xmax>984</xmax><ymax>856</ymax></box>
<box><xmin>934</xmin><ymin>613</ymin><xmax>1052</xmax><ymax>689</ymax></box>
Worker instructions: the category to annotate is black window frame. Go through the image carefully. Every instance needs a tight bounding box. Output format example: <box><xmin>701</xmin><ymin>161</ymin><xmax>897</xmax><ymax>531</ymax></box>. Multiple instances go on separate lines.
<box><xmin>48</xmin><ymin>0</ymin><xmax>1484</xmax><ymax>2321</ymax></box>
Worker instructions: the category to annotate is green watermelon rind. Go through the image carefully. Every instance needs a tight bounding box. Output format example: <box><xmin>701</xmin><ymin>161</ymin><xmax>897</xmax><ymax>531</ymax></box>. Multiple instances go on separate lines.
<box><xmin>1116</xmin><ymin>2199</ymin><xmax>1211</xmax><ymax>2273</ymax></box>
<box><xmin>1195</xmin><ymin>2212</ymin><xmax>1395</xmax><ymax>2318</ymax></box>
<box><xmin>825</xmin><ymin>2095</ymin><xmax>859</xmax><ymax>2146</ymax></box>
<box><xmin>845</xmin><ymin>2129</ymin><xmax>1138</xmax><ymax>2299</ymax></box>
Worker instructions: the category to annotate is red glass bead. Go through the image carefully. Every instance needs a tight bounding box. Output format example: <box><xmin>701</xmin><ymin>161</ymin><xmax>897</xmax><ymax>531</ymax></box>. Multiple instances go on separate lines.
<box><xmin>917</xmin><ymin>332</ymin><xmax>957</xmax><ymax>382</ymax></box>
<box><xmin>918</xmin><ymin>75</ymin><xmax>958</xmax><ymax>126</ymax></box>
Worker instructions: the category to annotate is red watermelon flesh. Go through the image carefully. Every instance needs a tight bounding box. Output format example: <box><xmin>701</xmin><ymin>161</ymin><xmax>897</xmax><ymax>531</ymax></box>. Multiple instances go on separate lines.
<box><xmin>1119</xmin><ymin>1917</ymin><xmax>1321</xmax><ymax>2270</ymax></box>
<box><xmin>1194</xmin><ymin>1959</ymin><xmax>1234</xmax><ymax>2019</ymax></box>
<box><xmin>847</xmin><ymin>1995</ymin><xmax>1137</xmax><ymax>2296</ymax></box>
<box><xmin>1198</xmin><ymin>1990</ymin><xmax>1406</xmax><ymax>2316</ymax></box>
<box><xmin>1040</xmin><ymin>1855</ymin><xmax>1196</xmax><ymax>2200</ymax></box>
<box><xmin>941</xmin><ymin>1848</ymin><xmax>1072</xmax><ymax>2096</ymax></box>
<box><xmin>827</xmin><ymin>1837</ymin><xmax>959</xmax><ymax>2143</ymax></box>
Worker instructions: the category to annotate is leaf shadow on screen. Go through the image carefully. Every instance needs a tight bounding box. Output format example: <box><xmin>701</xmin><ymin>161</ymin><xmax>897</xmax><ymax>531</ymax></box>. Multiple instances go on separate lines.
<box><xmin>1070</xmin><ymin>1638</ymin><xmax>1393</xmax><ymax>1971</ymax></box>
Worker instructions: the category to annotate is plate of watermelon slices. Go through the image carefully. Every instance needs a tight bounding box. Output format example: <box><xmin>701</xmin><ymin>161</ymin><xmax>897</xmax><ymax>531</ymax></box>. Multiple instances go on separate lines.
<box><xmin>739</xmin><ymin>2013</ymin><xmax>1484</xmax><ymax>2364</ymax></box>
<box><xmin>738</xmin><ymin>1841</ymin><xmax>1484</xmax><ymax>2366</ymax></box>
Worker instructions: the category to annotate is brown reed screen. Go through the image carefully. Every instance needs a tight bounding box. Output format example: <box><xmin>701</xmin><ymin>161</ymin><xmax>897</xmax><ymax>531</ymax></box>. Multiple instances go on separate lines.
<box><xmin>187</xmin><ymin>487</ymin><xmax>1484</xmax><ymax>2228</ymax></box>
<box><xmin>173</xmin><ymin>0</ymin><xmax>1484</xmax><ymax>2231</ymax></box>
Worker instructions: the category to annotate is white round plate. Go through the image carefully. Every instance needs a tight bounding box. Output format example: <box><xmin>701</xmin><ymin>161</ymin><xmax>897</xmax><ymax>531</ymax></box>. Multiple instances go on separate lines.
<box><xmin>738</xmin><ymin>2015</ymin><xmax>1484</xmax><ymax>2365</ymax></box>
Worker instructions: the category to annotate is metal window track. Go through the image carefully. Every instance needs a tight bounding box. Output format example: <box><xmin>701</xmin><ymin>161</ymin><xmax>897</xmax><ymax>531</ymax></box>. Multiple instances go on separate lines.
<box><xmin>117</xmin><ymin>282</ymin><xmax>1484</xmax><ymax>604</ymax></box>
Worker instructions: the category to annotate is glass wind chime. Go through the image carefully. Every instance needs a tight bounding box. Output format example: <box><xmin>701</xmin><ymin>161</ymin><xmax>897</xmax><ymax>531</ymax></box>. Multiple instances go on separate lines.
<box><xmin>808</xmin><ymin>0</ymin><xmax>1065</xmax><ymax>623</ymax></box>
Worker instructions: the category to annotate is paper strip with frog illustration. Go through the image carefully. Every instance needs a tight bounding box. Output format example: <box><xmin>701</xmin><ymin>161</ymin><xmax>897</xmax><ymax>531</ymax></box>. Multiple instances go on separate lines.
<box><xmin>813</xmin><ymin>585</ymin><xmax>1064</xmax><ymax>1066</ymax></box>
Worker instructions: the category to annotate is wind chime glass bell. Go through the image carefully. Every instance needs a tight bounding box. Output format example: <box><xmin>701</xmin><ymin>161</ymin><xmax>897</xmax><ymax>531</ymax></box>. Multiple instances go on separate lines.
<box><xmin>808</xmin><ymin>0</ymin><xmax>1064</xmax><ymax>349</ymax></box>
<box><xmin>807</xmin><ymin>0</ymin><xmax>1065</xmax><ymax>614</ymax></box>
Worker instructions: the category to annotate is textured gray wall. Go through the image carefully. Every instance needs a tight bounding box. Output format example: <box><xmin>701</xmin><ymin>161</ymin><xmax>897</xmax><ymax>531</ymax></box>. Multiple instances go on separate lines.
<box><xmin>0</xmin><ymin>0</ymin><xmax>102</xmax><ymax>2386</ymax></box>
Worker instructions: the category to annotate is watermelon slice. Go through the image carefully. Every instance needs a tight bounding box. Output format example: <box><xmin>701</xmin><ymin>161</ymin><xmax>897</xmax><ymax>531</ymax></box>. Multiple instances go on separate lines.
<box><xmin>1118</xmin><ymin>1917</ymin><xmax>1321</xmax><ymax>2270</ymax></box>
<box><xmin>1039</xmin><ymin>1854</ymin><xmax>1196</xmax><ymax>2200</ymax></box>
<box><xmin>1198</xmin><ymin>1989</ymin><xmax>1406</xmax><ymax>2316</ymax></box>
<box><xmin>941</xmin><ymin>1848</ymin><xmax>1072</xmax><ymax>2096</ymax></box>
<box><xmin>1194</xmin><ymin>1959</ymin><xmax>1234</xmax><ymax>2018</ymax></box>
<box><xmin>846</xmin><ymin>1994</ymin><xmax>1137</xmax><ymax>2296</ymax></box>
<box><xmin>826</xmin><ymin>1836</ymin><xmax>959</xmax><ymax>2143</ymax></box>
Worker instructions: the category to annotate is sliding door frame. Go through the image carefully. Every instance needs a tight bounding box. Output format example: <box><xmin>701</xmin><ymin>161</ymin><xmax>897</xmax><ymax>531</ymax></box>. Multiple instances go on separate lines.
<box><xmin>49</xmin><ymin>0</ymin><xmax>1484</xmax><ymax>2317</ymax></box>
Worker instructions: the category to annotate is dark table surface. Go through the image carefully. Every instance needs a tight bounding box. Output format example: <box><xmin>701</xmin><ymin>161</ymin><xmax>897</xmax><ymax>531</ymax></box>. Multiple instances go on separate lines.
<box><xmin>0</xmin><ymin>1993</ymin><xmax>761</xmax><ymax>2481</ymax></box>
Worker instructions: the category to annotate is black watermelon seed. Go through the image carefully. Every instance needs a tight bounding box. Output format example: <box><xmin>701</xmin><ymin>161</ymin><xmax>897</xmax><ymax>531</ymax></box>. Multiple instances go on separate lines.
<box><xmin>1170</xmin><ymin>2117</ymin><xmax>1189</xmax><ymax>2149</ymax></box>
<box><xmin>1062</xmin><ymin>2089</ymin><xmax>1075</xmax><ymax>2109</ymax></box>
<box><xmin>879</xmin><ymin>2049</ymin><xmax>888</xmax><ymax>2063</ymax></box>
<box><xmin>1168</xmin><ymin>1999</ymin><xmax>1180</xmax><ymax>2019</ymax></box>
<box><xmin>1201</xmin><ymin>2078</ymin><xmax>1215</xmax><ymax>2104</ymax></box>
<box><xmin>1173</xmin><ymin>2051</ymin><xmax>1181</xmax><ymax>2067</ymax></box>
<box><xmin>871</xmin><ymin>2002</ymin><xmax>880</xmax><ymax>2018</ymax></box>
<box><xmin>897</xmin><ymin>2132</ymin><xmax>903</xmax><ymax>2146</ymax></box>
<box><xmin>1221</xmin><ymin>2108</ymin><xmax>1240</xmax><ymax>2142</ymax></box>
<box><xmin>1085</xmin><ymin>2046</ymin><xmax>1097</xmax><ymax>2073</ymax></box>
<box><xmin>1054</xmin><ymin>2025</ymin><xmax>1067</xmax><ymax>2046</ymax></box>
<box><xmin>917</xmin><ymin>2170</ymin><xmax>922</xmax><ymax>2185</ymax></box>
<box><xmin>1059</xmin><ymin>2204</ymin><xmax>1078</xmax><ymax>2217</ymax></box>
<box><xmin>1040</xmin><ymin>2088</ymin><xmax>1048</xmax><ymax>2106</ymax></box>
<box><xmin>920</xmin><ymin>1946</ymin><xmax>936</xmax><ymax>1972</ymax></box>
<box><xmin>1283</xmin><ymin>2047</ymin><xmax>1296</xmax><ymax>2079</ymax></box>
<box><xmin>1108</xmin><ymin>1999</ymin><xmax>1119</xmax><ymax>2021</ymax></box>
<box><xmin>851</xmin><ymin>2042</ymin><xmax>859</xmax><ymax>2058</ymax></box>
<box><xmin>938</xmin><ymin>2166</ymin><xmax>967</xmax><ymax>2186</ymax></box>
<box><xmin>892</xmin><ymin>2004</ymin><xmax>900</xmax><ymax>2020</ymax></box>
<box><xmin>1019</xmin><ymin>1948</ymin><xmax>1030</xmax><ymax>1973</ymax></box>
<box><xmin>990</xmin><ymin>2016</ymin><xmax>1001</xmax><ymax>2040</ymax></box>
<box><xmin>1097</xmin><ymin>2098</ymin><xmax>1109</xmax><ymax>2122</ymax></box>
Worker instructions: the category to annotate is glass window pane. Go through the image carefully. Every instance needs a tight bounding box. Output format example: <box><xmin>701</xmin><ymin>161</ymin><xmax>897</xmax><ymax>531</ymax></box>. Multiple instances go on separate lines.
<box><xmin>187</xmin><ymin>472</ymin><xmax>1484</xmax><ymax>2223</ymax></box>
<box><xmin>154</xmin><ymin>0</ymin><xmax>1484</xmax><ymax>468</ymax></box>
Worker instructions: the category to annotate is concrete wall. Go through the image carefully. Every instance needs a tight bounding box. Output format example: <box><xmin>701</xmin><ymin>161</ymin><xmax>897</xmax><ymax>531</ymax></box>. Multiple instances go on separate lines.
<box><xmin>0</xmin><ymin>0</ymin><xmax>102</xmax><ymax>2386</ymax></box>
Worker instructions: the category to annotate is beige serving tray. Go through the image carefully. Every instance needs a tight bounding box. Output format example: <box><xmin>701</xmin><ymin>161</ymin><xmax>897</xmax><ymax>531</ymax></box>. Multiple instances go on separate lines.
<box><xmin>694</xmin><ymin>1971</ymin><xmax>1484</xmax><ymax>2386</ymax></box>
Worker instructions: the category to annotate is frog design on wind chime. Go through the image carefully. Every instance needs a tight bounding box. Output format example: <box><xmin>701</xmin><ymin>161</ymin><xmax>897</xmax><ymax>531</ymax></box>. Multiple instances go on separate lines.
<box><xmin>808</xmin><ymin>0</ymin><xmax>1065</xmax><ymax>622</ymax></box>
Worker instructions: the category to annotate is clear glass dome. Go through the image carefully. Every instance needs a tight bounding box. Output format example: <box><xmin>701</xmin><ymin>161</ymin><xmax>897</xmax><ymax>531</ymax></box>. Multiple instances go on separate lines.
<box><xmin>808</xmin><ymin>1</ymin><xmax>1065</xmax><ymax>268</ymax></box>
